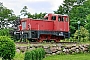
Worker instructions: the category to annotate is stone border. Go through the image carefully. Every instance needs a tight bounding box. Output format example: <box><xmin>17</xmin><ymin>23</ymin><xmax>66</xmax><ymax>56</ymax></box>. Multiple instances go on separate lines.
<box><xmin>16</xmin><ymin>44</ymin><xmax>90</xmax><ymax>55</ymax></box>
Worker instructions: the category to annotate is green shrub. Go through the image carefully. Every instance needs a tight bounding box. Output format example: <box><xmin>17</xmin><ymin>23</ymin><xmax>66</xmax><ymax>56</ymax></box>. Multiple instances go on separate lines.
<box><xmin>0</xmin><ymin>29</ymin><xmax>10</xmax><ymax>36</ymax></box>
<box><xmin>0</xmin><ymin>36</ymin><xmax>16</xmax><ymax>60</ymax></box>
<box><xmin>36</xmin><ymin>48</ymin><xmax>45</xmax><ymax>60</ymax></box>
<box><xmin>35</xmin><ymin>49</ymin><xmax>39</xmax><ymax>60</ymax></box>
<box><xmin>88</xmin><ymin>45</ymin><xmax>90</xmax><ymax>53</ymax></box>
<box><xmin>41</xmin><ymin>48</ymin><xmax>45</xmax><ymax>58</ymax></box>
<box><xmin>38</xmin><ymin>48</ymin><xmax>42</xmax><ymax>60</ymax></box>
<box><xmin>24</xmin><ymin>51</ymin><xmax>32</xmax><ymax>60</ymax></box>
<box><xmin>24</xmin><ymin>48</ymin><xmax>45</xmax><ymax>60</ymax></box>
<box><xmin>32</xmin><ymin>50</ymin><xmax>36</xmax><ymax>60</ymax></box>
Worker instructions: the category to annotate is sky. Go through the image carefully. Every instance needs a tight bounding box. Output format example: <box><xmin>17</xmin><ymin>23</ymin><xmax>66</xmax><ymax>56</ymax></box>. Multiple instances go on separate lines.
<box><xmin>0</xmin><ymin>0</ymin><xmax>63</xmax><ymax>15</ymax></box>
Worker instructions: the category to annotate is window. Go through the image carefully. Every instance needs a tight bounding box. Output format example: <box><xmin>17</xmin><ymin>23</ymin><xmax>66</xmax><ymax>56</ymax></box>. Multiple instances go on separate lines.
<box><xmin>44</xmin><ymin>17</ymin><xmax>48</xmax><ymax>20</ymax></box>
<box><xmin>22</xmin><ymin>21</ymin><xmax>26</xmax><ymax>30</ymax></box>
<box><xmin>58</xmin><ymin>16</ymin><xmax>61</xmax><ymax>21</ymax></box>
<box><xmin>51</xmin><ymin>16</ymin><xmax>56</xmax><ymax>20</ymax></box>
<box><xmin>62</xmin><ymin>17</ymin><xmax>64</xmax><ymax>21</ymax></box>
<box><xmin>66</xmin><ymin>17</ymin><xmax>68</xmax><ymax>22</ymax></box>
<box><xmin>65</xmin><ymin>17</ymin><xmax>69</xmax><ymax>22</ymax></box>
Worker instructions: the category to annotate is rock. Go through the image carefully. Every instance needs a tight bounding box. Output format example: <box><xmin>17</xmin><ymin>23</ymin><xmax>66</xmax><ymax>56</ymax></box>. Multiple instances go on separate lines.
<box><xmin>52</xmin><ymin>53</ymin><xmax>56</xmax><ymax>55</ymax></box>
<box><xmin>61</xmin><ymin>45</ymin><xmax>65</xmax><ymax>48</ymax></box>
<box><xmin>66</xmin><ymin>45</ymin><xmax>72</xmax><ymax>48</ymax></box>
<box><xmin>29</xmin><ymin>47</ymin><xmax>35</xmax><ymax>50</ymax></box>
<box><xmin>46</xmin><ymin>54</ymin><xmax>51</xmax><ymax>56</ymax></box>
<box><xmin>57</xmin><ymin>44</ymin><xmax>62</xmax><ymax>47</ymax></box>
<box><xmin>16</xmin><ymin>49</ymin><xmax>20</xmax><ymax>53</ymax></box>
<box><xmin>16</xmin><ymin>46</ymin><xmax>20</xmax><ymax>49</ymax></box>
<box><xmin>57</xmin><ymin>47</ymin><xmax>62</xmax><ymax>51</ymax></box>
<box><xmin>33</xmin><ymin>45</ymin><xmax>38</xmax><ymax>48</ymax></box>
<box><xmin>45</xmin><ymin>48</ymin><xmax>52</xmax><ymax>54</ymax></box>
<box><xmin>63</xmin><ymin>48</ymin><xmax>66</xmax><ymax>52</ymax></box>
<box><xmin>50</xmin><ymin>47</ymin><xmax>57</xmax><ymax>53</ymax></box>
<box><xmin>76</xmin><ymin>46</ymin><xmax>79</xmax><ymax>49</ymax></box>
<box><xmin>72</xmin><ymin>44</ymin><xmax>76</xmax><ymax>47</ymax></box>
<box><xmin>76</xmin><ymin>49</ymin><xmax>79</xmax><ymax>53</ymax></box>
<box><xmin>38</xmin><ymin>45</ymin><xmax>43</xmax><ymax>48</ymax></box>
<box><xmin>43</xmin><ymin>46</ymin><xmax>49</xmax><ymax>49</ymax></box>
<box><xmin>52</xmin><ymin>44</ymin><xmax>57</xmax><ymax>47</ymax></box>
<box><xmin>82</xmin><ymin>47</ymin><xmax>88</xmax><ymax>51</ymax></box>
<box><xmin>56</xmin><ymin>51</ymin><xmax>62</xmax><ymax>55</ymax></box>
<box><xmin>19</xmin><ymin>46</ymin><xmax>27</xmax><ymax>53</ymax></box>
<box><xmin>71</xmin><ymin>47</ymin><xmax>76</xmax><ymax>52</ymax></box>
<box><xmin>83</xmin><ymin>45</ymin><xmax>88</xmax><ymax>48</ymax></box>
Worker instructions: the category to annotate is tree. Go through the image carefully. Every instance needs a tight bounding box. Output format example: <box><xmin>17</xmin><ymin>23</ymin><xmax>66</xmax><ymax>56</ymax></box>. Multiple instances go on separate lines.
<box><xmin>0</xmin><ymin>36</ymin><xmax>16</xmax><ymax>60</ymax></box>
<box><xmin>20</xmin><ymin>6</ymin><xmax>28</xmax><ymax>17</ymax></box>
<box><xmin>85</xmin><ymin>14</ymin><xmax>90</xmax><ymax>32</ymax></box>
<box><xmin>28</xmin><ymin>12</ymin><xmax>46</xmax><ymax>19</ymax></box>
<box><xmin>74</xmin><ymin>26</ymin><xmax>89</xmax><ymax>42</ymax></box>
<box><xmin>54</xmin><ymin>0</ymin><xmax>87</xmax><ymax>37</ymax></box>
<box><xmin>69</xmin><ymin>5</ymin><xmax>87</xmax><ymax>36</ymax></box>
<box><xmin>70</xmin><ymin>0</ymin><xmax>90</xmax><ymax>37</ymax></box>
<box><xmin>54</xmin><ymin>0</ymin><xmax>77</xmax><ymax>14</ymax></box>
<box><xmin>0</xmin><ymin>2</ymin><xmax>17</xmax><ymax>29</ymax></box>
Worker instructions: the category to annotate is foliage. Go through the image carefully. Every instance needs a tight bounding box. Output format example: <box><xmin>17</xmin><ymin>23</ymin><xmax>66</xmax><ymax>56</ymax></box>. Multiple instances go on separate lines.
<box><xmin>84</xmin><ymin>14</ymin><xmax>90</xmax><ymax>38</ymax></box>
<box><xmin>20</xmin><ymin>6</ymin><xmax>28</xmax><ymax>17</ymax></box>
<box><xmin>74</xmin><ymin>26</ymin><xmax>89</xmax><ymax>42</ymax></box>
<box><xmin>20</xmin><ymin>6</ymin><xmax>46</xmax><ymax>19</ymax></box>
<box><xmin>24</xmin><ymin>48</ymin><xmax>45</xmax><ymax>60</ymax></box>
<box><xmin>28</xmin><ymin>12</ymin><xmax>46</xmax><ymax>19</ymax></box>
<box><xmin>24</xmin><ymin>51</ymin><xmax>32</xmax><ymax>60</ymax></box>
<box><xmin>0</xmin><ymin>29</ymin><xmax>10</xmax><ymax>36</ymax></box>
<box><xmin>54</xmin><ymin>0</ymin><xmax>77</xmax><ymax>14</ymax></box>
<box><xmin>0</xmin><ymin>2</ymin><xmax>17</xmax><ymax>29</ymax></box>
<box><xmin>88</xmin><ymin>45</ymin><xmax>90</xmax><ymax>53</ymax></box>
<box><xmin>54</xmin><ymin>0</ymin><xmax>89</xmax><ymax>37</ymax></box>
<box><xmin>13</xmin><ymin>52</ymin><xmax>25</xmax><ymax>60</ymax></box>
<box><xmin>0</xmin><ymin>36</ymin><xmax>16</xmax><ymax>60</ymax></box>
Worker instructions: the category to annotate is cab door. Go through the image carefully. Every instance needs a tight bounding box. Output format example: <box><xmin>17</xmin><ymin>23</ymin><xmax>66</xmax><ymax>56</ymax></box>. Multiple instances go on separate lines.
<box><xmin>58</xmin><ymin>16</ymin><xmax>69</xmax><ymax>32</ymax></box>
<box><xmin>63</xmin><ymin>16</ymin><xmax>69</xmax><ymax>32</ymax></box>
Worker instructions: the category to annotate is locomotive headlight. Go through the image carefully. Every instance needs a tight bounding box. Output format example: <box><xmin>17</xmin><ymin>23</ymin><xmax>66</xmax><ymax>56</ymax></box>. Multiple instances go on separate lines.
<box><xmin>22</xmin><ymin>31</ymin><xmax>23</xmax><ymax>34</ymax></box>
<box><xmin>14</xmin><ymin>31</ymin><xmax>16</xmax><ymax>34</ymax></box>
<box><xmin>59</xmin><ymin>32</ymin><xmax>63</xmax><ymax>36</ymax></box>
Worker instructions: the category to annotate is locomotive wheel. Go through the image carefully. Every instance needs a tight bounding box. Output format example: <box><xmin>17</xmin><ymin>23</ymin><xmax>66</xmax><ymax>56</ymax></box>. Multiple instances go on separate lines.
<box><xmin>37</xmin><ymin>39</ymin><xmax>43</xmax><ymax>42</ymax></box>
<box><xmin>55</xmin><ymin>39</ymin><xmax>60</xmax><ymax>42</ymax></box>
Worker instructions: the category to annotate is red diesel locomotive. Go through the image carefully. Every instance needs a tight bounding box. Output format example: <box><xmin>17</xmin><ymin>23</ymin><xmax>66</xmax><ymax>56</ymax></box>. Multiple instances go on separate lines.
<box><xmin>14</xmin><ymin>13</ymin><xmax>70</xmax><ymax>42</ymax></box>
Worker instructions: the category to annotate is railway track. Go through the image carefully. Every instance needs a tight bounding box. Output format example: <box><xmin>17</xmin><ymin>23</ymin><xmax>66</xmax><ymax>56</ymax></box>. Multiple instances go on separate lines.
<box><xmin>15</xmin><ymin>42</ymin><xmax>77</xmax><ymax>44</ymax></box>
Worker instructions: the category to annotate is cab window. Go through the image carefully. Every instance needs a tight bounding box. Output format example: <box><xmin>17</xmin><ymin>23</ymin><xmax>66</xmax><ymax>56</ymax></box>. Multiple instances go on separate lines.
<box><xmin>22</xmin><ymin>21</ymin><xmax>26</xmax><ymax>30</ymax></box>
<box><xmin>58</xmin><ymin>16</ymin><xmax>61</xmax><ymax>21</ymax></box>
<box><xmin>51</xmin><ymin>16</ymin><xmax>56</xmax><ymax>20</ymax></box>
<box><xmin>66</xmin><ymin>17</ymin><xmax>68</xmax><ymax>22</ymax></box>
<box><xmin>62</xmin><ymin>16</ymin><xmax>64</xmax><ymax>21</ymax></box>
<box><xmin>44</xmin><ymin>17</ymin><xmax>48</xmax><ymax>20</ymax></box>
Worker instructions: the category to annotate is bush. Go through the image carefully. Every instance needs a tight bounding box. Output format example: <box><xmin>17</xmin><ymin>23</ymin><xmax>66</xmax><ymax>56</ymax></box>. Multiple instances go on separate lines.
<box><xmin>32</xmin><ymin>50</ymin><xmax>36</xmax><ymax>60</ymax></box>
<box><xmin>0</xmin><ymin>29</ymin><xmax>10</xmax><ymax>36</ymax></box>
<box><xmin>88</xmin><ymin>45</ymin><xmax>90</xmax><ymax>53</ymax></box>
<box><xmin>41</xmin><ymin>48</ymin><xmax>45</xmax><ymax>58</ymax></box>
<box><xmin>34</xmin><ymin>49</ymin><xmax>39</xmax><ymax>60</ymax></box>
<box><xmin>0</xmin><ymin>36</ymin><xmax>16</xmax><ymax>60</ymax></box>
<box><xmin>24</xmin><ymin>51</ymin><xmax>32</xmax><ymax>60</ymax></box>
<box><xmin>37</xmin><ymin>48</ymin><xmax>45</xmax><ymax>60</ymax></box>
<box><xmin>24</xmin><ymin>48</ymin><xmax>45</xmax><ymax>60</ymax></box>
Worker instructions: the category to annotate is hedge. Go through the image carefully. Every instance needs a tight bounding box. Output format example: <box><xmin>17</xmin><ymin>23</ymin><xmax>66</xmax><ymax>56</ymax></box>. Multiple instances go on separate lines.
<box><xmin>24</xmin><ymin>48</ymin><xmax>45</xmax><ymax>60</ymax></box>
<box><xmin>0</xmin><ymin>36</ymin><xmax>16</xmax><ymax>60</ymax></box>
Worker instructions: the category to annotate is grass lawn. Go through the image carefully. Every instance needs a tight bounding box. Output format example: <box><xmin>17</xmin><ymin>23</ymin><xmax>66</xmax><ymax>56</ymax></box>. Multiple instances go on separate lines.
<box><xmin>13</xmin><ymin>53</ymin><xmax>90</xmax><ymax>60</ymax></box>
<box><xmin>43</xmin><ymin>53</ymin><xmax>90</xmax><ymax>60</ymax></box>
<box><xmin>0</xmin><ymin>58</ymin><xmax>2</xmax><ymax>60</ymax></box>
